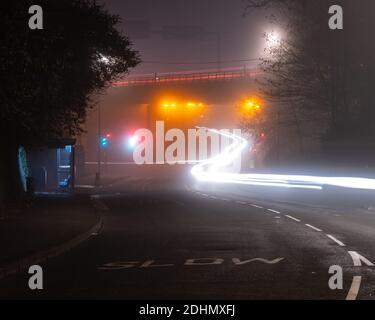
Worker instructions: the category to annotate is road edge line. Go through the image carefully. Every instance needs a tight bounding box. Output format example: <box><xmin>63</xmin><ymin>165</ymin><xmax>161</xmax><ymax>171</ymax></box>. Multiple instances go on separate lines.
<box><xmin>346</xmin><ymin>276</ymin><xmax>362</xmax><ymax>300</ymax></box>
<box><xmin>0</xmin><ymin>202</ymin><xmax>104</xmax><ymax>280</ymax></box>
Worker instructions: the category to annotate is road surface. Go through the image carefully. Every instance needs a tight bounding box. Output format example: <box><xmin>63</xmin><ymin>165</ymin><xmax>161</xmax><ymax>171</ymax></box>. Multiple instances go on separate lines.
<box><xmin>0</xmin><ymin>173</ymin><xmax>375</xmax><ymax>299</ymax></box>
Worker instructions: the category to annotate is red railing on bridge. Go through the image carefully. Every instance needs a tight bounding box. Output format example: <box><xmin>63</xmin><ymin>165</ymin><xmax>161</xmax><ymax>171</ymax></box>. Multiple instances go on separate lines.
<box><xmin>112</xmin><ymin>67</ymin><xmax>261</xmax><ymax>87</ymax></box>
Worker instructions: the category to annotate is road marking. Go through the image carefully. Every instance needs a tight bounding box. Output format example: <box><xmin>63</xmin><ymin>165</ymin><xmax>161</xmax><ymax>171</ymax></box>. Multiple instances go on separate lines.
<box><xmin>202</xmin><ymin>194</ymin><xmax>208</xmax><ymax>197</ymax></box>
<box><xmin>210</xmin><ymin>196</ymin><xmax>218</xmax><ymax>199</ymax></box>
<box><xmin>232</xmin><ymin>257</ymin><xmax>284</xmax><ymax>265</ymax></box>
<box><xmin>305</xmin><ymin>224</ymin><xmax>322</xmax><ymax>232</ymax></box>
<box><xmin>346</xmin><ymin>276</ymin><xmax>362</xmax><ymax>300</ymax></box>
<box><xmin>285</xmin><ymin>215</ymin><xmax>301</xmax><ymax>222</ymax></box>
<box><xmin>221</xmin><ymin>198</ymin><xmax>230</xmax><ymax>201</ymax></box>
<box><xmin>99</xmin><ymin>257</ymin><xmax>285</xmax><ymax>270</ymax></box>
<box><xmin>236</xmin><ymin>201</ymin><xmax>247</xmax><ymax>205</ymax></box>
<box><xmin>326</xmin><ymin>234</ymin><xmax>345</xmax><ymax>247</ymax></box>
<box><xmin>267</xmin><ymin>209</ymin><xmax>281</xmax><ymax>214</ymax></box>
<box><xmin>348</xmin><ymin>251</ymin><xmax>374</xmax><ymax>267</ymax></box>
<box><xmin>251</xmin><ymin>204</ymin><xmax>263</xmax><ymax>209</ymax></box>
<box><xmin>75</xmin><ymin>184</ymin><xmax>95</xmax><ymax>189</ymax></box>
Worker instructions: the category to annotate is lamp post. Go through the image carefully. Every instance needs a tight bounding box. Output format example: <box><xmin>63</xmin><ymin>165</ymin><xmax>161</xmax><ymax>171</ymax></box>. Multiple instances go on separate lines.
<box><xmin>95</xmin><ymin>103</ymin><xmax>101</xmax><ymax>186</ymax></box>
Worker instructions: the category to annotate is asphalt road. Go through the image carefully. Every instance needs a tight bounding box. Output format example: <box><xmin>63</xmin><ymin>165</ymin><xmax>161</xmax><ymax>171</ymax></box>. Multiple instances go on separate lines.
<box><xmin>1</xmin><ymin>173</ymin><xmax>375</xmax><ymax>299</ymax></box>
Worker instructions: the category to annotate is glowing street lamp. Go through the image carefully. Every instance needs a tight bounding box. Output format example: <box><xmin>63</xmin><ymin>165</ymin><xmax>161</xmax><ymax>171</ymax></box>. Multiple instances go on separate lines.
<box><xmin>240</xmin><ymin>98</ymin><xmax>262</xmax><ymax>116</ymax></box>
<box><xmin>265</xmin><ymin>31</ymin><xmax>282</xmax><ymax>50</ymax></box>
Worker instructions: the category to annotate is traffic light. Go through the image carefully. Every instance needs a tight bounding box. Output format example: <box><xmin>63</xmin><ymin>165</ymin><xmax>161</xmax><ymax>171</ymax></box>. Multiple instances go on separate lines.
<box><xmin>101</xmin><ymin>137</ymin><xmax>108</xmax><ymax>147</ymax></box>
<box><xmin>101</xmin><ymin>133</ymin><xmax>112</xmax><ymax>147</ymax></box>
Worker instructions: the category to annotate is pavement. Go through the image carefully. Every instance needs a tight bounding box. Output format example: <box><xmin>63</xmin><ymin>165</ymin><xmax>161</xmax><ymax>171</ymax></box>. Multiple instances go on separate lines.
<box><xmin>0</xmin><ymin>193</ymin><xmax>102</xmax><ymax>280</ymax></box>
<box><xmin>0</xmin><ymin>169</ymin><xmax>375</xmax><ymax>299</ymax></box>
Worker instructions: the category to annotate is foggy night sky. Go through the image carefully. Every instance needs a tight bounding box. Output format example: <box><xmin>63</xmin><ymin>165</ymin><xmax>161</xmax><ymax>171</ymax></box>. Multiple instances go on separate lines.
<box><xmin>101</xmin><ymin>0</ymin><xmax>271</xmax><ymax>75</ymax></box>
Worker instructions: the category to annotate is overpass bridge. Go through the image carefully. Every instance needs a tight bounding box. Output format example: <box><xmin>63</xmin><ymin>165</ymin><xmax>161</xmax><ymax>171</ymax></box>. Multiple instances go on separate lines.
<box><xmin>84</xmin><ymin>66</ymin><xmax>264</xmax><ymax>165</ymax></box>
<box><xmin>110</xmin><ymin>66</ymin><xmax>262</xmax><ymax>105</ymax></box>
<box><xmin>113</xmin><ymin>67</ymin><xmax>262</xmax><ymax>88</ymax></box>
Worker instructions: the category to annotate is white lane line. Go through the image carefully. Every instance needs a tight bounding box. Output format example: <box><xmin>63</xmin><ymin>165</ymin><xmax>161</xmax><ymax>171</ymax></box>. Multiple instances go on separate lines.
<box><xmin>305</xmin><ymin>224</ymin><xmax>322</xmax><ymax>232</ymax></box>
<box><xmin>267</xmin><ymin>209</ymin><xmax>281</xmax><ymax>214</ymax></box>
<box><xmin>346</xmin><ymin>276</ymin><xmax>362</xmax><ymax>300</ymax></box>
<box><xmin>201</xmin><ymin>194</ymin><xmax>208</xmax><ymax>197</ymax></box>
<box><xmin>251</xmin><ymin>204</ymin><xmax>263</xmax><ymax>209</ymax></box>
<box><xmin>210</xmin><ymin>196</ymin><xmax>218</xmax><ymax>199</ymax></box>
<box><xmin>348</xmin><ymin>251</ymin><xmax>374</xmax><ymax>267</ymax></box>
<box><xmin>285</xmin><ymin>215</ymin><xmax>301</xmax><ymax>222</ymax></box>
<box><xmin>236</xmin><ymin>201</ymin><xmax>247</xmax><ymax>205</ymax></box>
<box><xmin>221</xmin><ymin>198</ymin><xmax>230</xmax><ymax>201</ymax></box>
<box><xmin>326</xmin><ymin>234</ymin><xmax>346</xmax><ymax>247</ymax></box>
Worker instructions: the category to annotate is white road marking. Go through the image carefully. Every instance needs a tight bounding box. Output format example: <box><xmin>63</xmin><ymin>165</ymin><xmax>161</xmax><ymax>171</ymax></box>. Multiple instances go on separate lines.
<box><xmin>285</xmin><ymin>215</ymin><xmax>301</xmax><ymax>222</ymax></box>
<box><xmin>267</xmin><ymin>209</ymin><xmax>281</xmax><ymax>214</ymax></box>
<box><xmin>210</xmin><ymin>196</ymin><xmax>218</xmax><ymax>199</ymax></box>
<box><xmin>305</xmin><ymin>224</ymin><xmax>322</xmax><ymax>232</ymax></box>
<box><xmin>251</xmin><ymin>204</ymin><xmax>263</xmax><ymax>209</ymax></box>
<box><xmin>326</xmin><ymin>234</ymin><xmax>345</xmax><ymax>247</ymax></box>
<box><xmin>232</xmin><ymin>257</ymin><xmax>284</xmax><ymax>265</ymax></box>
<box><xmin>236</xmin><ymin>201</ymin><xmax>247</xmax><ymax>205</ymax></box>
<box><xmin>346</xmin><ymin>276</ymin><xmax>362</xmax><ymax>300</ymax></box>
<box><xmin>75</xmin><ymin>184</ymin><xmax>95</xmax><ymax>189</ymax></box>
<box><xmin>348</xmin><ymin>251</ymin><xmax>374</xmax><ymax>267</ymax></box>
<box><xmin>221</xmin><ymin>198</ymin><xmax>230</xmax><ymax>201</ymax></box>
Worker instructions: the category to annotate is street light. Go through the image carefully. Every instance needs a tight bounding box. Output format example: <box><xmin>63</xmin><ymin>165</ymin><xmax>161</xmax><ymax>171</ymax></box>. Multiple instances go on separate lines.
<box><xmin>265</xmin><ymin>31</ymin><xmax>282</xmax><ymax>50</ymax></box>
<box><xmin>95</xmin><ymin>54</ymin><xmax>112</xmax><ymax>186</ymax></box>
<box><xmin>240</xmin><ymin>98</ymin><xmax>262</xmax><ymax>116</ymax></box>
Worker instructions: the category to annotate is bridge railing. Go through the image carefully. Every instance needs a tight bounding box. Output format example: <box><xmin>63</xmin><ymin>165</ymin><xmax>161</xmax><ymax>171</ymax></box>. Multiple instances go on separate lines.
<box><xmin>113</xmin><ymin>68</ymin><xmax>261</xmax><ymax>87</ymax></box>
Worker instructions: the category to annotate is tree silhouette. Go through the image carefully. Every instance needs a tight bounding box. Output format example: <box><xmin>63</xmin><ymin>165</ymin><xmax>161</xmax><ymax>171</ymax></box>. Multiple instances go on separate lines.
<box><xmin>245</xmin><ymin>0</ymin><xmax>375</xmax><ymax>163</ymax></box>
<box><xmin>0</xmin><ymin>1</ymin><xmax>140</xmax><ymax>201</ymax></box>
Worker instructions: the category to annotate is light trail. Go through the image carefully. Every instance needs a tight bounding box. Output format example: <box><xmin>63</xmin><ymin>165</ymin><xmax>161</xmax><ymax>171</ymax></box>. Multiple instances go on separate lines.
<box><xmin>191</xmin><ymin>128</ymin><xmax>375</xmax><ymax>191</ymax></box>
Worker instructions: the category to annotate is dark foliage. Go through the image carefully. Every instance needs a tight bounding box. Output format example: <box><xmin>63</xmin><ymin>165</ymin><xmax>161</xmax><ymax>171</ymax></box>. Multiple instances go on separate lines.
<box><xmin>0</xmin><ymin>0</ymin><xmax>140</xmax><ymax>144</ymax></box>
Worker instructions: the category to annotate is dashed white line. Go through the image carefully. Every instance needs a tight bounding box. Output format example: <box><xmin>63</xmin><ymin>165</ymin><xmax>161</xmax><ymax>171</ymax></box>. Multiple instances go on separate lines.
<box><xmin>346</xmin><ymin>276</ymin><xmax>362</xmax><ymax>300</ymax></box>
<box><xmin>305</xmin><ymin>224</ymin><xmax>322</xmax><ymax>232</ymax></box>
<box><xmin>251</xmin><ymin>204</ymin><xmax>263</xmax><ymax>209</ymax></box>
<box><xmin>221</xmin><ymin>198</ymin><xmax>230</xmax><ymax>201</ymax></box>
<box><xmin>326</xmin><ymin>234</ymin><xmax>346</xmax><ymax>247</ymax></box>
<box><xmin>267</xmin><ymin>209</ymin><xmax>281</xmax><ymax>214</ymax></box>
<box><xmin>285</xmin><ymin>215</ymin><xmax>301</xmax><ymax>222</ymax></box>
<box><xmin>236</xmin><ymin>201</ymin><xmax>247</xmax><ymax>205</ymax></box>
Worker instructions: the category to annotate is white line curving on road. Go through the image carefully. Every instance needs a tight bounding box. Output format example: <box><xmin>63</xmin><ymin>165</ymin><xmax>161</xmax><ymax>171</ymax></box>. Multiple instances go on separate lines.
<box><xmin>346</xmin><ymin>276</ymin><xmax>362</xmax><ymax>300</ymax></box>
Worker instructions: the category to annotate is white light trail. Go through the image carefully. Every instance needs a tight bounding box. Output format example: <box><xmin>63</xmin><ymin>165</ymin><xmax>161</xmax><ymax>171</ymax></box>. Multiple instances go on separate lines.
<box><xmin>190</xmin><ymin>128</ymin><xmax>375</xmax><ymax>191</ymax></box>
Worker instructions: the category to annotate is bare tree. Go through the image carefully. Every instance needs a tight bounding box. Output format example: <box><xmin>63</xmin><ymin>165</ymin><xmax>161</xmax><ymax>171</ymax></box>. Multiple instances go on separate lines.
<box><xmin>243</xmin><ymin>0</ymin><xmax>375</xmax><ymax>163</ymax></box>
